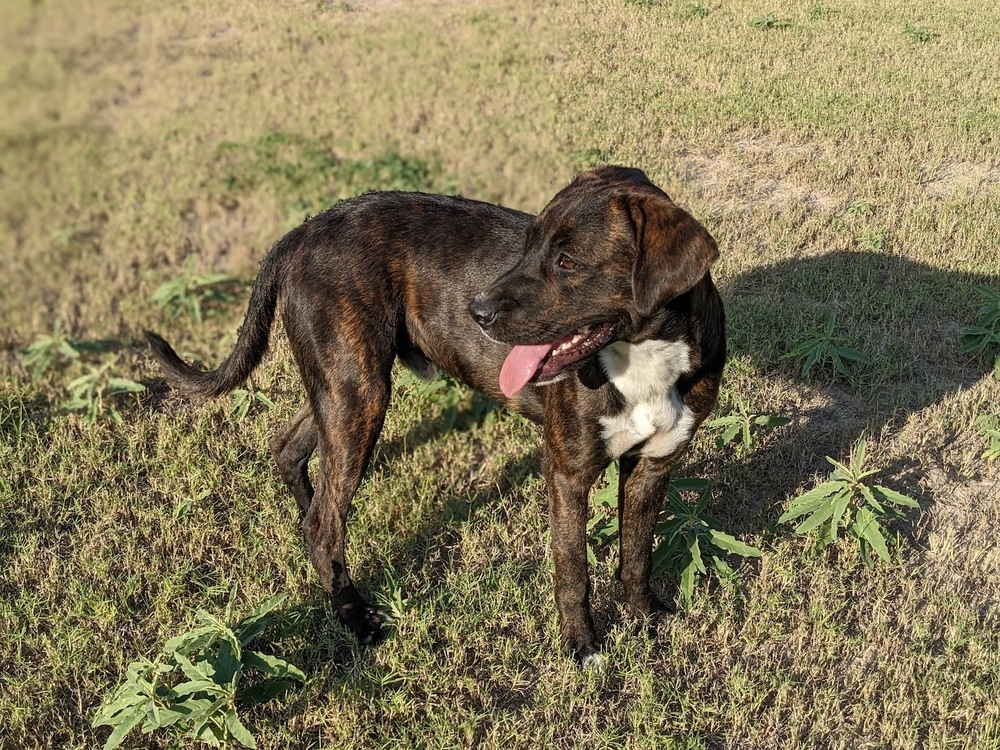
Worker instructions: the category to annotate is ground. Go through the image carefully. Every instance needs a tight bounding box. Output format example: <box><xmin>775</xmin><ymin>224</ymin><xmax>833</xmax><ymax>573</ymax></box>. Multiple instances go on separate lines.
<box><xmin>1</xmin><ymin>0</ymin><xmax>998</xmax><ymax>747</ymax></box>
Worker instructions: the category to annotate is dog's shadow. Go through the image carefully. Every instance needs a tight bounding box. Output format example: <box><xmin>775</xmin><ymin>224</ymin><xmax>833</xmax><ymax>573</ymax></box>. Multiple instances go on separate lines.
<box><xmin>702</xmin><ymin>250</ymin><xmax>995</xmax><ymax>536</ymax></box>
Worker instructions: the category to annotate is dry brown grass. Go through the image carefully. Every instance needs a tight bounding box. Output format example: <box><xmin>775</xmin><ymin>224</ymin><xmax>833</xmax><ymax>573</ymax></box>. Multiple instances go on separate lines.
<box><xmin>2</xmin><ymin>0</ymin><xmax>999</xmax><ymax>747</ymax></box>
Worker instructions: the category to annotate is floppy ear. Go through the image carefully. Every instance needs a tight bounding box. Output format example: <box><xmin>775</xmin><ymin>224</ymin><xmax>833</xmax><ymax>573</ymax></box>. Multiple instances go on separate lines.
<box><xmin>628</xmin><ymin>195</ymin><xmax>719</xmax><ymax>316</ymax></box>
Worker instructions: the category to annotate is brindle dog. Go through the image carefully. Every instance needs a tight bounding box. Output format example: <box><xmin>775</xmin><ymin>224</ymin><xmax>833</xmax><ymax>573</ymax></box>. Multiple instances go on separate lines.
<box><xmin>147</xmin><ymin>166</ymin><xmax>725</xmax><ymax>666</ymax></box>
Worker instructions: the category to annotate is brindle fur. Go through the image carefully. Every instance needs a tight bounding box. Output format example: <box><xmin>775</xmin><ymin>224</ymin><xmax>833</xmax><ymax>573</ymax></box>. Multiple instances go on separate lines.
<box><xmin>146</xmin><ymin>166</ymin><xmax>725</xmax><ymax>662</ymax></box>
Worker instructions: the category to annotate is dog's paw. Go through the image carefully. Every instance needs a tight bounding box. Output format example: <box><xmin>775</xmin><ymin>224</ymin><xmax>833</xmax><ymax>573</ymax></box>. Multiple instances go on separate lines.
<box><xmin>647</xmin><ymin>594</ymin><xmax>675</xmax><ymax>616</ymax></box>
<box><xmin>626</xmin><ymin>589</ymin><xmax>675</xmax><ymax>618</ymax></box>
<box><xmin>562</xmin><ymin>627</ymin><xmax>603</xmax><ymax>669</ymax></box>
<box><xmin>623</xmin><ymin>591</ymin><xmax>675</xmax><ymax>638</ymax></box>
<box><xmin>333</xmin><ymin>589</ymin><xmax>393</xmax><ymax>646</ymax></box>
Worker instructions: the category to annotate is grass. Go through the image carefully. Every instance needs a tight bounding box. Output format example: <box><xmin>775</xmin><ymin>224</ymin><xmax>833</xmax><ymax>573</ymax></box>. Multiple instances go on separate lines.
<box><xmin>2</xmin><ymin>0</ymin><xmax>999</xmax><ymax>747</ymax></box>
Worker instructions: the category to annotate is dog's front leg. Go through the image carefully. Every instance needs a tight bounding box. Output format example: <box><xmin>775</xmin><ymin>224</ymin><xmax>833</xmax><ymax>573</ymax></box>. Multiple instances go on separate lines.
<box><xmin>545</xmin><ymin>463</ymin><xmax>602</xmax><ymax>663</ymax></box>
<box><xmin>617</xmin><ymin>453</ymin><xmax>678</xmax><ymax>618</ymax></box>
<box><xmin>542</xmin><ymin>387</ymin><xmax>606</xmax><ymax>664</ymax></box>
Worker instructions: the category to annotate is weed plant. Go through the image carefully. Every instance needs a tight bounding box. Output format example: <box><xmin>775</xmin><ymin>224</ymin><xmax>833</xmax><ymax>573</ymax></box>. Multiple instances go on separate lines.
<box><xmin>779</xmin><ymin>440</ymin><xmax>919</xmax><ymax>567</ymax></box>
<box><xmin>93</xmin><ymin>592</ymin><xmax>304</xmax><ymax>750</ymax></box>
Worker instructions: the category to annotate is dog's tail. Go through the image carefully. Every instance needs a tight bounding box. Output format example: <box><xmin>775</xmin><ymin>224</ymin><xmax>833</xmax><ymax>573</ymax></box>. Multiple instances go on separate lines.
<box><xmin>145</xmin><ymin>227</ymin><xmax>302</xmax><ymax>399</ymax></box>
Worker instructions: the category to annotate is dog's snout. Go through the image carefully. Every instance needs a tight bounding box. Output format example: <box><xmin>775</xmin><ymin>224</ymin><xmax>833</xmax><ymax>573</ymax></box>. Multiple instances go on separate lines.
<box><xmin>469</xmin><ymin>294</ymin><xmax>500</xmax><ymax>328</ymax></box>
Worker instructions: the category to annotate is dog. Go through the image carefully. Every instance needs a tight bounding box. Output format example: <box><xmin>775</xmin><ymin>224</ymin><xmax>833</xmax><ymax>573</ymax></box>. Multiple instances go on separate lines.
<box><xmin>146</xmin><ymin>166</ymin><xmax>726</xmax><ymax>665</ymax></box>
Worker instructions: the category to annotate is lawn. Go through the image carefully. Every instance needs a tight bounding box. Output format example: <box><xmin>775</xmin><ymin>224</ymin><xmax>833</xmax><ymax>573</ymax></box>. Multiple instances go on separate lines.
<box><xmin>1</xmin><ymin>0</ymin><xmax>998</xmax><ymax>747</ymax></box>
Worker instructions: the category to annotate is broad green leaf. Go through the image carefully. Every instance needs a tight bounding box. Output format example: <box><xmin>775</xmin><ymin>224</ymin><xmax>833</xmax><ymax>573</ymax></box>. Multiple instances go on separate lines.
<box><xmin>243</xmin><ymin>651</ymin><xmax>306</xmax><ymax>682</ymax></box>
<box><xmin>707</xmin><ymin>415</ymin><xmax>741</xmax><ymax>428</ymax></box>
<box><xmin>93</xmin><ymin>690</ymin><xmax>147</xmax><ymax>726</ymax></box>
<box><xmin>680</xmin><ymin>558</ymin><xmax>697</xmax><ymax>605</ymax></box>
<box><xmin>689</xmin><ymin>533</ymin><xmax>706</xmax><ymax>574</ymax></box>
<box><xmin>100</xmin><ymin>704</ymin><xmax>147</xmax><ymax>750</ymax></box>
<box><xmin>858</xmin><ymin>537</ymin><xmax>875</xmax><ymax>568</ymax></box>
<box><xmin>172</xmin><ymin>678</ymin><xmax>223</xmax><ymax>697</ymax></box>
<box><xmin>718</xmin><ymin>423</ymin><xmax>741</xmax><ymax>447</ymax></box>
<box><xmin>587</xmin><ymin>513</ymin><xmax>609</xmax><ymax>533</ymax></box>
<box><xmin>959</xmin><ymin>331</ymin><xmax>988</xmax><ymax>354</ymax></box>
<box><xmin>164</xmin><ymin>627</ymin><xmax>217</xmax><ymax>656</ymax></box>
<box><xmin>710</xmin><ymin>555</ymin><xmax>734</xmax><ymax>577</ymax></box>
<box><xmin>795</xmin><ymin>499</ymin><xmax>837</xmax><ymax>534</ymax></box>
<box><xmin>853</xmin><ymin>440</ymin><xmax>867</xmax><ymax>473</ymax></box>
<box><xmin>861</xmin><ymin>517</ymin><xmax>890</xmax><ymax>562</ymax></box>
<box><xmin>801</xmin><ymin>347</ymin><xmax>821</xmax><ymax>377</ymax></box>
<box><xmin>172</xmin><ymin>651</ymin><xmax>214</xmax><ymax>683</ymax></box>
<box><xmin>707</xmin><ymin>529</ymin><xmax>761</xmax><ymax>557</ymax></box>
<box><xmin>147</xmin><ymin>703</ymin><xmax>196</xmax><ymax>730</ymax></box>
<box><xmin>59</xmin><ymin>341</ymin><xmax>81</xmax><ymax>358</ymax></box>
<box><xmin>213</xmin><ymin>641</ymin><xmax>241</xmax><ymax>687</ymax></box>
<box><xmin>830</xmin><ymin>348</ymin><xmax>849</xmax><ymax>378</ymax></box>
<box><xmin>592</xmin><ymin>483</ymin><xmax>617</xmax><ymax>509</ymax></box>
<box><xmin>782</xmin><ymin>341</ymin><xmax>814</xmax><ymax>359</ymax></box>
<box><xmin>872</xmin><ymin>485</ymin><xmax>920</xmax><ymax>508</ymax></box>
<box><xmin>191</xmin><ymin>697</ymin><xmax>231</xmax><ymax>738</ymax></box>
<box><xmin>778</xmin><ymin>481</ymin><xmax>843</xmax><ymax>522</ymax></box>
<box><xmin>193</xmin><ymin>719</ymin><xmax>226</xmax><ymax>747</ymax></box>
<box><xmin>108</xmin><ymin>378</ymin><xmax>146</xmax><ymax>394</ymax></box>
<box><xmin>224</xmin><ymin>709</ymin><xmax>258</xmax><ymax>749</ymax></box>
<box><xmin>694</xmin><ymin>486</ymin><xmax>712</xmax><ymax>515</ymax></box>
<box><xmin>197</xmin><ymin>612</ymin><xmax>242</xmax><ymax>659</ymax></box>
<box><xmin>742</xmin><ymin>421</ymin><xmax>752</xmax><ymax>448</ymax></box>
<box><xmin>827</xmin><ymin>490</ymin><xmax>852</xmax><ymax>545</ymax></box>
<box><xmin>853</xmin><ymin>507</ymin><xmax>891</xmax><ymax>564</ymax></box>
<box><xmin>67</xmin><ymin>374</ymin><xmax>95</xmax><ymax>391</ymax></box>
<box><xmin>754</xmin><ymin>415</ymin><xmax>790</xmax><ymax>426</ymax></box>
<box><xmin>825</xmin><ymin>455</ymin><xmax>854</xmax><ymax>477</ymax></box>
<box><xmin>859</xmin><ymin>485</ymin><xmax>886</xmax><ymax>514</ymax></box>
<box><xmin>650</xmin><ymin>543</ymin><xmax>671</xmax><ymax>579</ymax></box>
<box><xmin>593</xmin><ymin>516</ymin><xmax>618</xmax><ymax>540</ymax></box>
<box><xmin>241</xmin><ymin>680</ymin><xmax>296</xmax><ymax>705</ymax></box>
<box><xmin>240</xmin><ymin>593</ymin><xmax>286</xmax><ymax>625</ymax></box>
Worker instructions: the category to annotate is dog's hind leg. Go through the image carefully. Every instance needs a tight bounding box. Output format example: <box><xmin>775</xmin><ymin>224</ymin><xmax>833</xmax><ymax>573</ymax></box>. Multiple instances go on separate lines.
<box><xmin>270</xmin><ymin>403</ymin><xmax>317</xmax><ymax>513</ymax></box>
<box><xmin>304</xmin><ymin>368</ymin><xmax>393</xmax><ymax>645</ymax></box>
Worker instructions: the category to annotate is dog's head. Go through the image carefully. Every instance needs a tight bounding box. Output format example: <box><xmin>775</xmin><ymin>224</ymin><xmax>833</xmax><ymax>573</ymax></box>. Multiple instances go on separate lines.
<box><xmin>469</xmin><ymin>166</ymin><xmax>719</xmax><ymax>397</ymax></box>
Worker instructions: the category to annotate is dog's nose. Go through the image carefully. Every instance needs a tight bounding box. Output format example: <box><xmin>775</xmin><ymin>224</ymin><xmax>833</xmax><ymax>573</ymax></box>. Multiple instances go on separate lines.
<box><xmin>468</xmin><ymin>295</ymin><xmax>499</xmax><ymax>328</ymax></box>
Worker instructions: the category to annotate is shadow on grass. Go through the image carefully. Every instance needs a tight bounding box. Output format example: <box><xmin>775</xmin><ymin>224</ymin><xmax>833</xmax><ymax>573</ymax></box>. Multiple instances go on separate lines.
<box><xmin>707</xmin><ymin>250</ymin><xmax>997</xmax><ymax>539</ymax></box>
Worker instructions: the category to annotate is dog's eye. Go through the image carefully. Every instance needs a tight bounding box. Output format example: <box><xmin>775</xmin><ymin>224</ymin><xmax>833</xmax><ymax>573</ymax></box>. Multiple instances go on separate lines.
<box><xmin>556</xmin><ymin>253</ymin><xmax>580</xmax><ymax>271</ymax></box>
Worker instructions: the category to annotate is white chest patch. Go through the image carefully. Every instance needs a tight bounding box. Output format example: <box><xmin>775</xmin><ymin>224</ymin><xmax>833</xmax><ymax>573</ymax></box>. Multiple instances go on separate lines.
<box><xmin>598</xmin><ymin>340</ymin><xmax>696</xmax><ymax>459</ymax></box>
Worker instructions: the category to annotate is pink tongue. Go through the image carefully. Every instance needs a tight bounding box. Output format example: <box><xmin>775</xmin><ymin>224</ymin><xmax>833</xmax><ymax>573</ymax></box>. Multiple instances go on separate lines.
<box><xmin>499</xmin><ymin>343</ymin><xmax>553</xmax><ymax>397</ymax></box>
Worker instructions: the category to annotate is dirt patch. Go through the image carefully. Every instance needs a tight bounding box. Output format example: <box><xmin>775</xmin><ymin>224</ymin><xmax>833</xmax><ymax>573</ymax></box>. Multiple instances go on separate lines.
<box><xmin>922</xmin><ymin>160</ymin><xmax>1000</xmax><ymax>198</ymax></box>
<box><xmin>679</xmin><ymin>136</ymin><xmax>840</xmax><ymax>213</ymax></box>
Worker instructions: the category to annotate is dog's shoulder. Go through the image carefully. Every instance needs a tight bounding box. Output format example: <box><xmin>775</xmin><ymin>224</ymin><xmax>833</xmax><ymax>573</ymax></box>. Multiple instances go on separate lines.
<box><xmin>597</xmin><ymin>338</ymin><xmax>696</xmax><ymax>459</ymax></box>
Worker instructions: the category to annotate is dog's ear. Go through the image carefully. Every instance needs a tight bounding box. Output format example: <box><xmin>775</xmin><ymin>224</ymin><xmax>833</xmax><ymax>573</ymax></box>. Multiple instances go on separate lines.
<box><xmin>628</xmin><ymin>195</ymin><xmax>719</xmax><ymax>316</ymax></box>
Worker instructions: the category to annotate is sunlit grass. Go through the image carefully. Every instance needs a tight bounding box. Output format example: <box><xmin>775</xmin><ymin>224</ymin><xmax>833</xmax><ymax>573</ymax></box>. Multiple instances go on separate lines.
<box><xmin>1</xmin><ymin>0</ymin><xmax>998</xmax><ymax>747</ymax></box>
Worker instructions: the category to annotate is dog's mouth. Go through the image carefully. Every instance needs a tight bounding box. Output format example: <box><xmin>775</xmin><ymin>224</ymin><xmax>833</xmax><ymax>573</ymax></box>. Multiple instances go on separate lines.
<box><xmin>499</xmin><ymin>323</ymin><xmax>615</xmax><ymax>397</ymax></box>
